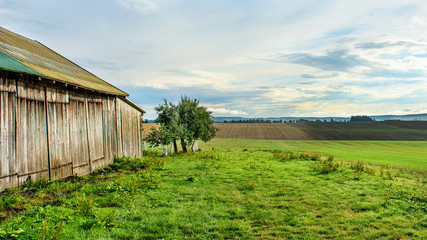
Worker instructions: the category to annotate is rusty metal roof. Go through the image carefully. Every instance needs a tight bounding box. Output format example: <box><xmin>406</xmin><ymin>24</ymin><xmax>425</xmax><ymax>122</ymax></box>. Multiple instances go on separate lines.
<box><xmin>0</xmin><ymin>27</ymin><xmax>128</xmax><ymax>96</ymax></box>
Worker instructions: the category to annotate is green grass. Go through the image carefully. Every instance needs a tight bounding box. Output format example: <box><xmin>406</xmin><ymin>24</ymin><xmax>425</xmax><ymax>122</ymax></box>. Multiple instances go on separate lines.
<box><xmin>202</xmin><ymin>139</ymin><xmax>427</xmax><ymax>171</ymax></box>
<box><xmin>0</xmin><ymin>141</ymin><xmax>426</xmax><ymax>239</ymax></box>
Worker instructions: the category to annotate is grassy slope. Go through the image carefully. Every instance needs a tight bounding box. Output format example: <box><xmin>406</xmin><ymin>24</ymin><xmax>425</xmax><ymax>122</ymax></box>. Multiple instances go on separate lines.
<box><xmin>1</xmin><ymin>149</ymin><xmax>426</xmax><ymax>239</ymax></box>
<box><xmin>203</xmin><ymin>139</ymin><xmax>427</xmax><ymax>171</ymax></box>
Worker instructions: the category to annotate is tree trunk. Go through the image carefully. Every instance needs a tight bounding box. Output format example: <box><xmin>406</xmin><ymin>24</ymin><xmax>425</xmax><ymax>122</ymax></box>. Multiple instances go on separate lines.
<box><xmin>173</xmin><ymin>139</ymin><xmax>178</xmax><ymax>153</ymax></box>
<box><xmin>162</xmin><ymin>145</ymin><xmax>168</xmax><ymax>157</ymax></box>
<box><xmin>181</xmin><ymin>139</ymin><xmax>188</xmax><ymax>152</ymax></box>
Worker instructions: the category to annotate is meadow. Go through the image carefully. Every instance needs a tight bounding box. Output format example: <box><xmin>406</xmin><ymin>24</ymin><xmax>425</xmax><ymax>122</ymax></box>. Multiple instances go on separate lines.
<box><xmin>0</xmin><ymin>139</ymin><xmax>425</xmax><ymax>239</ymax></box>
<box><xmin>203</xmin><ymin>139</ymin><xmax>427</xmax><ymax>171</ymax></box>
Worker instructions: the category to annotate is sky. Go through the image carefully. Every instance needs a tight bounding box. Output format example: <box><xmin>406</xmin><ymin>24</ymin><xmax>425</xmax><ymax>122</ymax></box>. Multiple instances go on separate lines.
<box><xmin>1</xmin><ymin>0</ymin><xmax>427</xmax><ymax>119</ymax></box>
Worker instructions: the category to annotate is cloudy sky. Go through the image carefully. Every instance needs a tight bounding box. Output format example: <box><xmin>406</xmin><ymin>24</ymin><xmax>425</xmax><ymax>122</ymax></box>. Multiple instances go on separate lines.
<box><xmin>1</xmin><ymin>0</ymin><xmax>427</xmax><ymax>119</ymax></box>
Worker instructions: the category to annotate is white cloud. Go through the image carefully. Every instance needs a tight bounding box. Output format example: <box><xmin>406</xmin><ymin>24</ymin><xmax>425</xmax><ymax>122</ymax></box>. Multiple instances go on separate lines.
<box><xmin>411</xmin><ymin>16</ymin><xmax>427</xmax><ymax>27</ymax></box>
<box><xmin>116</xmin><ymin>0</ymin><xmax>158</xmax><ymax>14</ymax></box>
<box><xmin>207</xmin><ymin>108</ymin><xmax>248</xmax><ymax>116</ymax></box>
<box><xmin>129</xmin><ymin>69</ymin><xmax>237</xmax><ymax>90</ymax></box>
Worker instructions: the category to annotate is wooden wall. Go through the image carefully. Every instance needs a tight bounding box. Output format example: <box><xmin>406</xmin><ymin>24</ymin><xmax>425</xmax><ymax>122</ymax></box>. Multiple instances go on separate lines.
<box><xmin>0</xmin><ymin>72</ymin><xmax>17</xmax><ymax>190</ymax></box>
<box><xmin>86</xmin><ymin>95</ymin><xmax>105</xmax><ymax>171</ymax></box>
<box><xmin>102</xmin><ymin>95</ymin><xmax>117</xmax><ymax>169</ymax></box>
<box><xmin>16</xmin><ymin>80</ymin><xmax>49</xmax><ymax>185</ymax></box>
<box><xmin>69</xmin><ymin>92</ymin><xmax>90</xmax><ymax>176</ymax></box>
<box><xmin>116</xmin><ymin>98</ymin><xmax>142</xmax><ymax>158</ymax></box>
<box><xmin>0</xmin><ymin>73</ymin><xmax>143</xmax><ymax>191</ymax></box>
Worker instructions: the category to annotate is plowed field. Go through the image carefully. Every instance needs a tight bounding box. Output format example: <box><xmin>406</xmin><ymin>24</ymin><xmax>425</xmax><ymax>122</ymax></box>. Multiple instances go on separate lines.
<box><xmin>214</xmin><ymin>121</ymin><xmax>427</xmax><ymax>140</ymax></box>
<box><xmin>214</xmin><ymin>123</ymin><xmax>312</xmax><ymax>140</ymax></box>
<box><xmin>141</xmin><ymin>123</ymin><xmax>159</xmax><ymax>139</ymax></box>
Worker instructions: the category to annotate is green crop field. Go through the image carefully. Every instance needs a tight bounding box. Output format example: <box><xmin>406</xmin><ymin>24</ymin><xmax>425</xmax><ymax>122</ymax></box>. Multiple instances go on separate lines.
<box><xmin>202</xmin><ymin>139</ymin><xmax>427</xmax><ymax>171</ymax></box>
<box><xmin>0</xmin><ymin>139</ymin><xmax>426</xmax><ymax>239</ymax></box>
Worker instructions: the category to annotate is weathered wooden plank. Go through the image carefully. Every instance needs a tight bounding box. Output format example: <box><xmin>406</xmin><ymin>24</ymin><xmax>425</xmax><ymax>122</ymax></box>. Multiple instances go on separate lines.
<box><xmin>116</xmin><ymin>98</ymin><xmax>123</xmax><ymax>157</ymax></box>
<box><xmin>17</xmin><ymin>80</ymin><xmax>44</xmax><ymax>101</ymax></box>
<box><xmin>137</xmin><ymin>109</ymin><xmax>142</xmax><ymax>157</ymax></box>
<box><xmin>46</xmin><ymin>87</ymin><xmax>69</xmax><ymax>104</ymax></box>
<box><xmin>16</xmin><ymin>80</ymin><xmax>49</xmax><ymax>185</ymax></box>
<box><xmin>100</xmin><ymin>95</ymin><xmax>116</xmax><ymax>169</ymax></box>
<box><xmin>87</xmin><ymin>94</ymin><xmax>104</xmax><ymax>172</ymax></box>
<box><xmin>117</xmin><ymin>98</ymin><xmax>142</xmax><ymax>158</ymax></box>
<box><xmin>46</xmin><ymin>86</ymin><xmax>72</xmax><ymax>180</ymax></box>
<box><xmin>87</xmin><ymin>95</ymin><xmax>102</xmax><ymax>103</ymax></box>
<box><xmin>0</xmin><ymin>73</ymin><xmax>17</xmax><ymax>191</ymax></box>
<box><xmin>69</xmin><ymin>91</ymin><xmax>90</xmax><ymax>176</ymax></box>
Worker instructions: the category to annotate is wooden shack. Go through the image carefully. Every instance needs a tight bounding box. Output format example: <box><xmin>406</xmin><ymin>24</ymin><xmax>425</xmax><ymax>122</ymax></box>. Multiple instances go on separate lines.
<box><xmin>0</xmin><ymin>27</ymin><xmax>145</xmax><ymax>191</ymax></box>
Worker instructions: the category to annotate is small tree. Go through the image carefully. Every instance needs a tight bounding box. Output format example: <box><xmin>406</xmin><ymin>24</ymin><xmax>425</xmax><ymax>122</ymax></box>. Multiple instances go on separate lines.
<box><xmin>155</xmin><ymin>99</ymin><xmax>182</xmax><ymax>153</ymax></box>
<box><xmin>177</xmin><ymin>96</ymin><xmax>218</xmax><ymax>152</ymax></box>
<box><xmin>146</xmin><ymin>125</ymin><xmax>173</xmax><ymax>156</ymax></box>
<box><xmin>151</xmin><ymin>96</ymin><xmax>218</xmax><ymax>153</ymax></box>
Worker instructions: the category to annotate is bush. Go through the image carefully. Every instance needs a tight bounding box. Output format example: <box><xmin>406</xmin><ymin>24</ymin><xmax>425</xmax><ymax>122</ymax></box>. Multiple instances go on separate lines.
<box><xmin>110</xmin><ymin>157</ymin><xmax>153</xmax><ymax>172</ymax></box>
<box><xmin>311</xmin><ymin>156</ymin><xmax>340</xmax><ymax>174</ymax></box>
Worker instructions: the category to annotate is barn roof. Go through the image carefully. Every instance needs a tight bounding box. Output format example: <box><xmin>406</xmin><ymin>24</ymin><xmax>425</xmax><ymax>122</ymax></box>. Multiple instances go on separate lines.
<box><xmin>0</xmin><ymin>27</ymin><xmax>128</xmax><ymax>96</ymax></box>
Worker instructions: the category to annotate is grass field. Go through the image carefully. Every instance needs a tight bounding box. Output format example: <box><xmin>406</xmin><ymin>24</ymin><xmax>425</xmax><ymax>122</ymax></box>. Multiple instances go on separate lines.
<box><xmin>202</xmin><ymin>139</ymin><xmax>427</xmax><ymax>171</ymax></box>
<box><xmin>0</xmin><ymin>139</ymin><xmax>426</xmax><ymax>239</ymax></box>
<box><xmin>214</xmin><ymin>122</ymin><xmax>427</xmax><ymax>140</ymax></box>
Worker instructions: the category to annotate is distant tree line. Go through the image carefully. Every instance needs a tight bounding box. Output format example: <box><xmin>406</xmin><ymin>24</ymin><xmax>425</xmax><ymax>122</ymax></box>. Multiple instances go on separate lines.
<box><xmin>350</xmin><ymin>115</ymin><xmax>374</xmax><ymax>122</ymax></box>
<box><xmin>219</xmin><ymin>118</ymin><xmax>350</xmax><ymax>123</ymax></box>
<box><xmin>218</xmin><ymin>116</ymin><xmax>380</xmax><ymax>123</ymax></box>
<box><xmin>222</xmin><ymin>119</ymin><xmax>318</xmax><ymax>123</ymax></box>
<box><xmin>224</xmin><ymin>119</ymin><xmax>282</xmax><ymax>123</ymax></box>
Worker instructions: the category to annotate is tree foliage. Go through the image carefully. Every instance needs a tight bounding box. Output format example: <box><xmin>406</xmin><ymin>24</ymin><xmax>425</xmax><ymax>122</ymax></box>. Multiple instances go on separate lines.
<box><xmin>154</xmin><ymin>99</ymin><xmax>181</xmax><ymax>152</ymax></box>
<box><xmin>146</xmin><ymin>125</ymin><xmax>173</xmax><ymax>148</ymax></box>
<box><xmin>151</xmin><ymin>96</ymin><xmax>218</xmax><ymax>153</ymax></box>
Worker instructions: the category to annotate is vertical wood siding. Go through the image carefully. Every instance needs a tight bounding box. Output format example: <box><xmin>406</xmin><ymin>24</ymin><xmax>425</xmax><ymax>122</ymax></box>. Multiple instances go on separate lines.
<box><xmin>101</xmin><ymin>96</ymin><xmax>117</xmax><ymax>169</ymax></box>
<box><xmin>16</xmin><ymin>80</ymin><xmax>49</xmax><ymax>186</ymax></box>
<box><xmin>86</xmin><ymin>95</ymin><xmax>105</xmax><ymax>171</ymax></box>
<box><xmin>116</xmin><ymin>99</ymin><xmax>123</xmax><ymax>157</ymax></box>
<box><xmin>117</xmin><ymin>98</ymin><xmax>142</xmax><ymax>158</ymax></box>
<box><xmin>0</xmin><ymin>73</ymin><xmax>17</xmax><ymax>191</ymax></box>
<box><xmin>69</xmin><ymin>92</ymin><xmax>90</xmax><ymax>176</ymax></box>
<box><xmin>46</xmin><ymin>87</ymin><xmax>72</xmax><ymax>180</ymax></box>
<box><xmin>0</xmin><ymin>73</ymin><xmax>143</xmax><ymax>190</ymax></box>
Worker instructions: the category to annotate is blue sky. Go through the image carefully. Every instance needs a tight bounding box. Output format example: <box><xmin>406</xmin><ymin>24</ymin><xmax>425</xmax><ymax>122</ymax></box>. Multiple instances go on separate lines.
<box><xmin>1</xmin><ymin>0</ymin><xmax>427</xmax><ymax>119</ymax></box>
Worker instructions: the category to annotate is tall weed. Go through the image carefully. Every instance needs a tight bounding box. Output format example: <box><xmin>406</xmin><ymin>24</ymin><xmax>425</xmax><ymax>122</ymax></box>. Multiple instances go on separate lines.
<box><xmin>311</xmin><ymin>156</ymin><xmax>340</xmax><ymax>174</ymax></box>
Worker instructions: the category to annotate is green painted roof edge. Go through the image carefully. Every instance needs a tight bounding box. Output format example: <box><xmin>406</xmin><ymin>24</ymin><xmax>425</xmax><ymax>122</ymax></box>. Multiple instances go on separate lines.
<box><xmin>0</xmin><ymin>52</ymin><xmax>42</xmax><ymax>76</ymax></box>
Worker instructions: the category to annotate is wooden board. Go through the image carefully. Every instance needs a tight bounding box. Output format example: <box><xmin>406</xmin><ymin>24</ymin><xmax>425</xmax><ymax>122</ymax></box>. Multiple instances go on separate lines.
<box><xmin>117</xmin><ymin>98</ymin><xmax>142</xmax><ymax>158</ymax></box>
<box><xmin>0</xmin><ymin>73</ymin><xmax>17</xmax><ymax>191</ymax></box>
<box><xmin>116</xmin><ymin>98</ymin><xmax>123</xmax><ymax>157</ymax></box>
<box><xmin>46</xmin><ymin>86</ymin><xmax>72</xmax><ymax>180</ymax></box>
<box><xmin>100</xmin><ymin>95</ymin><xmax>117</xmax><ymax>169</ymax></box>
<box><xmin>16</xmin><ymin>80</ymin><xmax>49</xmax><ymax>185</ymax></box>
<box><xmin>69</xmin><ymin>92</ymin><xmax>90</xmax><ymax>176</ymax></box>
<box><xmin>86</xmin><ymin>94</ymin><xmax>104</xmax><ymax>171</ymax></box>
